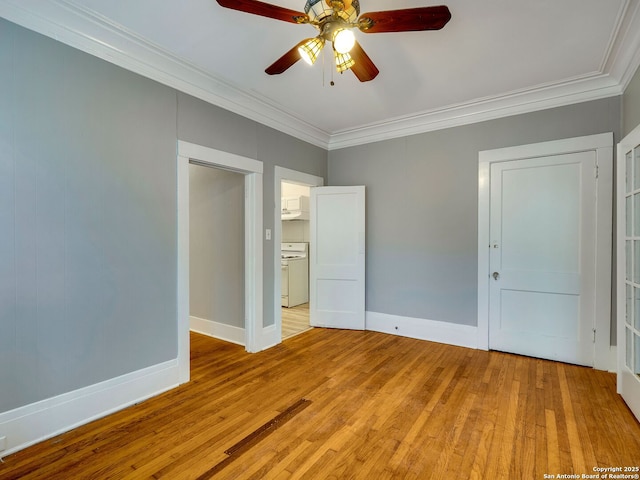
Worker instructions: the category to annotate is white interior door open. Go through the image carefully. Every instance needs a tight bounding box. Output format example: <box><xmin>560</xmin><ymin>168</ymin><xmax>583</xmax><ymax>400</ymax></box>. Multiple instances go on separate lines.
<box><xmin>310</xmin><ymin>186</ymin><xmax>365</xmax><ymax>330</ymax></box>
<box><xmin>617</xmin><ymin>124</ymin><xmax>640</xmax><ymax>423</ymax></box>
<box><xmin>489</xmin><ymin>152</ymin><xmax>597</xmax><ymax>366</ymax></box>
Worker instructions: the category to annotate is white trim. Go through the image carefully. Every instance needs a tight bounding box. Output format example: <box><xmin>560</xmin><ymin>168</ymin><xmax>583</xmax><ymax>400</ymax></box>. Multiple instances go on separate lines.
<box><xmin>0</xmin><ymin>360</ymin><xmax>179</xmax><ymax>457</ymax></box>
<box><xmin>190</xmin><ymin>316</ymin><xmax>245</xmax><ymax>346</ymax></box>
<box><xmin>177</xmin><ymin>150</ymin><xmax>191</xmax><ymax>384</ymax></box>
<box><xmin>328</xmin><ymin>75</ymin><xmax>623</xmax><ymax>150</ymax></box>
<box><xmin>616</xmin><ymin>122</ymin><xmax>640</xmax><ymax>398</ymax></box>
<box><xmin>478</xmin><ymin>133</ymin><xmax>613</xmax><ymax>370</ymax></box>
<box><xmin>478</xmin><ymin>132</ymin><xmax>614</xmax><ymax>162</ymax></box>
<box><xmin>0</xmin><ymin>0</ymin><xmax>329</xmax><ymax>150</ymax></box>
<box><xmin>609</xmin><ymin>346</ymin><xmax>618</xmax><ymax>373</ymax></box>
<box><xmin>245</xmin><ymin>172</ymin><xmax>264</xmax><ymax>352</ymax></box>
<box><xmin>608</xmin><ymin>0</ymin><xmax>640</xmax><ymax>90</ymax></box>
<box><xmin>181</xmin><ymin>143</ymin><xmax>263</xmax><ymax>175</ymax></box>
<box><xmin>273</xmin><ymin>167</ymin><xmax>324</xmax><ymax>346</ymax></box>
<box><xmin>177</xmin><ymin>141</ymin><xmax>264</xmax><ymax>360</ymax></box>
<box><xmin>477</xmin><ymin>158</ymin><xmax>491</xmax><ymax>352</ymax></box>
<box><xmin>366</xmin><ymin>311</ymin><xmax>478</xmax><ymax>350</ymax></box>
<box><xmin>1</xmin><ymin>1</ymin><xmax>639</xmax><ymax>150</ymax></box>
<box><xmin>260</xmin><ymin>324</ymin><xmax>279</xmax><ymax>351</ymax></box>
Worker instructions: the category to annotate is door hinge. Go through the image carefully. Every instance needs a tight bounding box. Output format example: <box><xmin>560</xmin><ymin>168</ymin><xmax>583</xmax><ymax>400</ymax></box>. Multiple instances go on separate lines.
<box><xmin>595</xmin><ymin>164</ymin><xmax>599</xmax><ymax>179</ymax></box>
<box><xmin>592</xmin><ymin>328</ymin><xmax>596</xmax><ymax>343</ymax></box>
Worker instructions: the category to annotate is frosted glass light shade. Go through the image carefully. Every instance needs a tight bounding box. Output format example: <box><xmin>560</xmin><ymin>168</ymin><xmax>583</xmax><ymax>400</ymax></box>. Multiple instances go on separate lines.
<box><xmin>333</xmin><ymin>29</ymin><xmax>355</xmax><ymax>54</ymax></box>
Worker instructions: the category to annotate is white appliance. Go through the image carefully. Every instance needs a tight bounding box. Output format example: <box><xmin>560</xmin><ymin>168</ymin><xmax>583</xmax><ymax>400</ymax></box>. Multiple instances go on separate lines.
<box><xmin>281</xmin><ymin>242</ymin><xmax>309</xmax><ymax>307</ymax></box>
<box><xmin>281</xmin><ymin>195</ymin><xmax>309</xmax><ymax>221</ymax></box>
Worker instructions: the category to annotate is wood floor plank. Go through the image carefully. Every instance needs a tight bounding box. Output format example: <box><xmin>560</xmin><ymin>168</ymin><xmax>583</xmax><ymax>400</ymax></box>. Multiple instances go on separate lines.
<box><xmin>1</xmin><ymin>330</ymin><xmax>640</xmax><ymax>479</ymax></box>
<box><xmin>281</xmin><ymin>304</ymin><xmax>311</xmax><ymax>340</ymax></box>
<box><xmin>545</xmin><ymin>409</ymin><xmax>561</xmax><ymax>474</ymax></box>
<box><xmin>557</xmin><ymin>364</ymin><xmax>587</xmax><ymax>473</ymax></box>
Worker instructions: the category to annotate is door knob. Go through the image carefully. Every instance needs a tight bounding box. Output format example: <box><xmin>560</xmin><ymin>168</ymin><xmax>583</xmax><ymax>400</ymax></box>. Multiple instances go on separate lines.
<box><xmin>492</xmin><ymin>272</ymin><xmax>500</xmax><ymax>280</ymax></box>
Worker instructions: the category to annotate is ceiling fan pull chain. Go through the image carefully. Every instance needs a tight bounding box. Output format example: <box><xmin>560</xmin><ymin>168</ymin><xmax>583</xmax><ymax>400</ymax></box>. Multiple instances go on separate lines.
<box><xmin>330</xmin><ymin>51</ymin><xmax>334</xmax><ymax>86</ymax></box>
<box><xmin>322</xmin><ymin>45</ymin><xmax>325</xmax><ymax>87</ymax></box>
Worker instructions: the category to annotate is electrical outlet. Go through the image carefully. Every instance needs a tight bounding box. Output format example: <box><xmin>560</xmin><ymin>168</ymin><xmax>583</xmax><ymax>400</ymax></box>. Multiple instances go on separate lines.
<box><xmin>0</xmin><ymin>436</ymin><xmax>6</xmax><ymax>452</ymax></box>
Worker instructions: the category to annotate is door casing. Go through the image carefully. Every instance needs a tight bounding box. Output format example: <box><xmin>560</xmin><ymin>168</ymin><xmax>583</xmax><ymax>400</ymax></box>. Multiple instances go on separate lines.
<box><xmin>477</xmin><ymin>133</ymin><xmax>613</xmax><ymax>371</ymax></box>
<box><xmin>272</xmin><ymin>166</ymin><xmax>324</xmax><ymax>347</ymax></box>
<box><xmin>177</xmin><ymin>141</ymin><xmax>263</xmax><ymax>384</ymax></box>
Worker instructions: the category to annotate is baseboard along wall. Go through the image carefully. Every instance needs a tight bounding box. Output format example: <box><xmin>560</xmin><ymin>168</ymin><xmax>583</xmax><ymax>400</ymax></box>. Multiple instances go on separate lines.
<box><xmin>1</xmin><ymin>312</ymin><xmax>615</xmax><ymax>458</ymax></box>
<box><xmin>189</xmin><ymin>316</ymin><xmax>245</xmax><ymax>346</ymax></box>
<box><xmin>366</xmin><ymin>311</ymin><xmax>480</xmax><ymax>350</ymax></box>
<box><xmin>0</xmin><ymin>360</ymin><xmax>180</xmax><ymax>458</ymax></box>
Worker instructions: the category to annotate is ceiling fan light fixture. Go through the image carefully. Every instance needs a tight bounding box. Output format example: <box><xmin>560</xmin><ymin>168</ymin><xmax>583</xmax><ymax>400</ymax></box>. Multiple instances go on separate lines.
<box><xmin>333</xmin><ymin>28</ymin><xmax>355</xmax><ymax>54</ymax></box>
<box><xmin>298</xmin><ymin>37</ymin><xmax>325</xmax><ymax>65</ymax></box>
<box><xmin>304</xmin><ymin>0</ymin><xmax>333</xmax><ymax>22</ymax></box>
<box><xmin>335</xmin><ymin>51</ymin><xmax>355</xmax><ymax>72</ymax></box>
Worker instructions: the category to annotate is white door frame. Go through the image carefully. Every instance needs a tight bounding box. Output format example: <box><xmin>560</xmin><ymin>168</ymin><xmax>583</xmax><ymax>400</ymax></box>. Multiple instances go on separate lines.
<box><xmin>177</xmin><ymin>141</ymin><xmax>263</xmax><ymax>383</ymax></box>
<box><xmin>272</xmin><ymin>166</ymin><xmax>324</xmax><ymax>346</ymax></box>
<box><xmin>616</xmin><ymin>122</ymin><xmax>640</xmax><ymax>420</ymax></box>
<box><xmin>477</xmin><ymin>133</ymin><xmax>613</xmax><ymax>370</ymax></box>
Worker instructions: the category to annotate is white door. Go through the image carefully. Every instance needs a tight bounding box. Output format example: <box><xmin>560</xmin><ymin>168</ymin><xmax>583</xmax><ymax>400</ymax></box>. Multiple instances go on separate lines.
<box><xmin>310</xmin><ymin>186</ymin><xmax>365</xmax><ymax>330</ymax></box>
<box><xmin>617</xmin><ymin>124</ymin><xmax>640</xmax><ymax>423</ymax></box>
<box><xmin>489</xmin><ymin>152</ymin><xmax>597</xmax><ymax>366</ymax></box>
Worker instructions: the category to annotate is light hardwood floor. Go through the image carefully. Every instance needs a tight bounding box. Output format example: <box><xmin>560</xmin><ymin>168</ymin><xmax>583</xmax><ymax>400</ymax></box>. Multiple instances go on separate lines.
<box><xmin>282</xmin><ymin>303</ymin><xmax>311</xmax><ymax>340</ymax></box>
<box><xmin>1</xmin><ymin>329</ymin><xmax>640</xmax><ymax>479</ymax></box>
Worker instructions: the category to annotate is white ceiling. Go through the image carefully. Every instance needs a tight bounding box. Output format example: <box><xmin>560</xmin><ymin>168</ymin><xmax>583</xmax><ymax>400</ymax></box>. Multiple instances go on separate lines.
<box><xmin>2</xmin><ymin>0</ymin><xmax>640</xmax><ymax>149</ymax></box>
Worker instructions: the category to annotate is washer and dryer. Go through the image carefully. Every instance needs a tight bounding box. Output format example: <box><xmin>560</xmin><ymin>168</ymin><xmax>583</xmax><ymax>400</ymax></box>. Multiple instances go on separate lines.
<box><xmin>281</xmin><ymin>242</ymin><xmax>309</xmax><ymax>307</ymax></box>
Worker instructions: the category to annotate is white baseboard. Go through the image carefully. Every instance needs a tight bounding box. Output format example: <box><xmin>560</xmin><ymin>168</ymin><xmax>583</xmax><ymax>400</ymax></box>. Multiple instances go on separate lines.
<box><xmin>190</xmin><ymin>316</ymin><xmax>245</xmax><ymax>346</ymax></box>
<box><xmin>366</xmin><ymin>311</ymin><xmax>479</xmax><ymax>349</ymax></box>
<box><xmin>0</xmin><ymin>359</ymin><xmax>180</xmax><ymax>457</ymax></box>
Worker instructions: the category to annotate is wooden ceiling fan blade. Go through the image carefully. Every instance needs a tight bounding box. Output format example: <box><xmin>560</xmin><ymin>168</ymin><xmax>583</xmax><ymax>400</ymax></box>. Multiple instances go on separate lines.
<box><xmin>265</xmin><ymin>41</ymin><xmax>306</xmax><ymax>75</ymax></box>
<box><xmin>349</xmin><ymin>41</ymin><xmax>379</xmax><ymax>82</ymax></box>
<box><xmin>216</xmin><ymin>0</ymin><xmax>307</xmax><ymax>24</ymax></box>
<box><xmin>358</xmin><ymin>5</ymin><xmax>451</xmax><ymax>33</ymax></box>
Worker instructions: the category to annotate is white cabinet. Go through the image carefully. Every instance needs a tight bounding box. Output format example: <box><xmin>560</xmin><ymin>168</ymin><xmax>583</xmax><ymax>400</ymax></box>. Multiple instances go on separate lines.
<box><xmin>282</xmin><ymin>195</ymin><xmax>308</xmax><ymax>212</ymax></box>
<box><xmin>281</xmin><ymin>195</ymin><xmax>309</xmax><ymax>220</ymax></box>
<box><xmin>281</xmin><ymin>259</ymin><xmax>309</xmax><ymax>307</ymax></box>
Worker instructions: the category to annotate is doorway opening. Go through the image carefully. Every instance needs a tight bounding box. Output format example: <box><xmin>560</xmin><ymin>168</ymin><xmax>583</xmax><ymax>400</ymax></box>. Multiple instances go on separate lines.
<box><xmin>188</xmin><ymin>163</ymin><xmax>245</xmax><ymax>344</ymax></box>
<box><xmin>281</xmin><ymin>182</ymin><xmax>311</xmax><ymax>339</ymax></box>
<box><xmin>274</xmin><ymin>167</ymin><xmax>324</xmax><ymax>344</ymax></box>
<box><xmin>477</xmin><ymin>133</ymin><xmax>613</xmax><ymax>370</ymax></box>
<box><xmin>177</xmin><ymin>141</ymin><xmax>263</xmax><ymax>384</ymax></box>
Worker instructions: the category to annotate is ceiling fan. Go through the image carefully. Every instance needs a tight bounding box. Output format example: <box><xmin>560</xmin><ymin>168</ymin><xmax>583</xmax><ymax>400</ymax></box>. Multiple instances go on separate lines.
<box><xmin>215</xmin><ymin>0</ymin><xmax>451</xmax><ymax>82</ymax></box>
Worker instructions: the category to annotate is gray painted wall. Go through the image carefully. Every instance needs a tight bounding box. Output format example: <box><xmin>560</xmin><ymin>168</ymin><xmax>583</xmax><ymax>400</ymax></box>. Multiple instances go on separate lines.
<box><xmin>328</xmin><ymin>98</ymin><xmax>622</xmax><ymax>331</ymax></box>
<box><xmin>177</xmin><ymin>94</ymin><xmax>327</xmax><ymax>328</ymax></box>
<box><xmin>0</xmin><ymin>19</ymin><xmax>178</xmax><ymax>412</ymax></box>
<box><xmin>624</xmin><ymin>64</ymin><xmax>640</xmax><ymax>136</ymax></box>
<box><xmin>189</xmin><ymin>164</ymin><xmax>245</xmax><ymax>328</ymax></box>
<box><xmin>0</xmin><ymin>18</ymin><xmax>327</xmax><ymax>414</ymax></box>
<box><xmin>1</xmin><ymin>11</ymin><xmax>632</xmax><ymax>418</ymax></box>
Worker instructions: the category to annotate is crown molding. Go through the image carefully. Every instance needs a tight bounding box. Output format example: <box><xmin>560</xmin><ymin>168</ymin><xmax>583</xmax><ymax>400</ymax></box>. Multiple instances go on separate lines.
<box><xmin>1</xmin><ymin>0</ymin><xmax>639</xmax><ymax>151</ymax></box>
<box><xmin>0</xmin><ymin>0</ymin><xmax>331</xmax><ymax>149</ymax></box>
<box><xmin>604</xmin><ymin>0</ymin><xmax>640</xmax><ymax>89</ymax></box>
<box><xmin>329</xmin><ymin>0</ymin><xmax>640</xmax><ymax>150</ymax></box>
<box><xmin>328</xmin><ymin>73</ymin><xmax>624</xmax><ymax>150</ymax></box>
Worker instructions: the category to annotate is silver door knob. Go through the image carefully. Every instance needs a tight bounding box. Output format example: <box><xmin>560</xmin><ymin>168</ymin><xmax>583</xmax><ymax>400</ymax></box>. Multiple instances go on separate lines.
<box><xmin>492</xmin><ymin>272</ymin><xmax>500</xmax><ymax>280</ymax></box>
